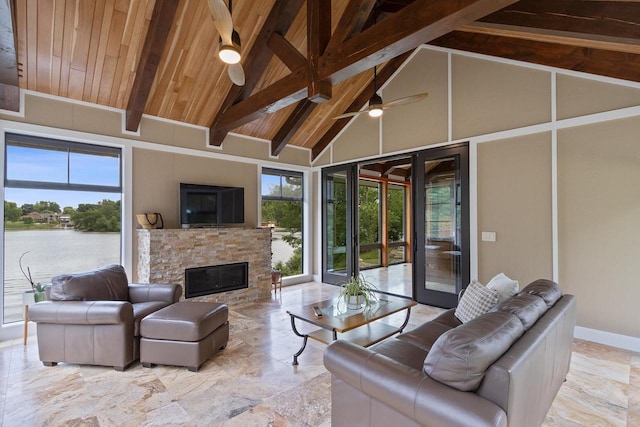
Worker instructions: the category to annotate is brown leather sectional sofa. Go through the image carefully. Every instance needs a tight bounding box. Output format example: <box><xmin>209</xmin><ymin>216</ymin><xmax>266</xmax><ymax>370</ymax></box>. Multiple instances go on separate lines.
<box><xmin>28</xmin><ymin>265</ymin><xmax>182</xmax><ymax>371</ymax></box>
<box><xmin>324</xmin><ymin>280</ymin><xmax>577</xmax><ymax>427</ymax></box>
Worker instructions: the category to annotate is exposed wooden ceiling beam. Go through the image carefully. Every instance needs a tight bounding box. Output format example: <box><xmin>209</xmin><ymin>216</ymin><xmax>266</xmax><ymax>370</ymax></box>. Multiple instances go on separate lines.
<box><xmin>460</xmin><ymin>23</ymin><xmax>640</xmax><ymax>55</ymax></box>
<box><xmin>125</xmin><ymin>0</ymin><xmax>179</xmax><ymax>132</ymax></box>
<box><xmin>214</xmin><ymin>0</ymin><xmax>517</xmax><ymax>133</ymax></box>
<box><xmin>0</xmin><ymin>0</ymin><xmax>19</xmax><ymax>112</ymax></box>
<box><xmin>430</xmin><ymin>31</ymin><xmax>640</xmax><ymax>83</ymax></box>
<box><xmin>271</xmin><ymin>99</ymin><xmax>316</xmax><ymax>156</ymax></box>
<box><xmin>307</xmin><ymin>0</ymin><xmax>332</xmax><ymax>102</ymax></box>
<box><xmin>268</xmin><ymin>32</ymin><xmax>307</xmax><ymax>71</ymax></box>
<box><xmin>209</xmin><ymin>0</ymin><xmax>305</xmax><ymax>146</ymax></box>
<box><xmin>479</xmin><ymin>0</ymin><xmax>640</xmax><ymax>40</ymax></box>
<box><xmin>270</xmin><ymin>0</ymin><xmax>380</xmax><ymax>155</ymax></box>
<box><xmin>324</xmin><ymin>0</ymin><xmax>376</xmax><ymax>55</ymax></box>
<box><xmin>379</xmin><ymin>158</ymin><xmax>413</xmax><ymax>176</ymax></box>
<box><xmin>321</xmin><ymin>0</ymin><xmax>517</xmax><ymax>83</ymax></box>
<box><xmin>311</xmin><ymin>51</ymin><xmax>412</xmax><ymax>160</ymax></box>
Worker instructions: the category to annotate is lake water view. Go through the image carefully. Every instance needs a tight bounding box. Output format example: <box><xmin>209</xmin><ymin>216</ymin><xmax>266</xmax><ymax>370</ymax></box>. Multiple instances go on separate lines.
<box><xmin>3</xmin><ymin>229</ymin><xmax>297</xmax><ymax>324</ymax></box>
<box><xmin>3</xmin><ymin>230</ymin><xmax>120</xmax><ymax>323</ymax></box>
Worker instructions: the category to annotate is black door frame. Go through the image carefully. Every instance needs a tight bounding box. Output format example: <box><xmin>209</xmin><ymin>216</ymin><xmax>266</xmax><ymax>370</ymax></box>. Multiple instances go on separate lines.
<box><xmin>412</xmin><ymin>142</ymin><xmax>470</xmax><ymax>308</ymax></box>
<box><xmin>321</xmin><ymin>164</ymin><xmax>358</xmax><ymax>285</ymax></box>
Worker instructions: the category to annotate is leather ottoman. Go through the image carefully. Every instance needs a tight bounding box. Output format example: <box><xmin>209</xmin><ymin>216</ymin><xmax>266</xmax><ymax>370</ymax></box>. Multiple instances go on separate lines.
<box><xmin>140</xmin><ymin>301</ymin><xmax>229</xmax><ymax>372</ymax></box>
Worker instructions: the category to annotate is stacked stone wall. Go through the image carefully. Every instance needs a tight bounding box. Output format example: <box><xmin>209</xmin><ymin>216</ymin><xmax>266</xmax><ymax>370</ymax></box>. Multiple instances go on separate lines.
<box><xmin>138</xmin><ymin>228</ymin><xmax>272</xmax><ymax>304</ymax></box>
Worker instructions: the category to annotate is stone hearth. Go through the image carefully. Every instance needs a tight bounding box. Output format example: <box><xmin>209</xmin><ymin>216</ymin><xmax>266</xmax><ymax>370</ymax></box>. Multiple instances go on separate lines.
<box><xmin>137</xmin><ymin>228</ymin><xmax>272</xmax><ymax>304</ymax></box>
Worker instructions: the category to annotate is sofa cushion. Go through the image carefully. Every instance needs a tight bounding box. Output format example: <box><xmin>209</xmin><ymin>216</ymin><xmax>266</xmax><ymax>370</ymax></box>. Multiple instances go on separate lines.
<box><xmin>423</xmin><ymin>311</ymin><xmax>525</xmax><ymax>392</ymax></box>
<box><xmin>454</xmin><ymin>281</ymin><xmax>499</xmax><ymax>323</ymax></box>
<box><xmin>396</xmin><ymin>321</ymin><xmax>454</xmax><ymax>352</ymax></box>
<box><xmin>431</xmin><ymin>309</ymin><xmax>462</xmax><ymax>329</ymax></box>
<box><xmin>486</xmin><ymin>272</ymin><xmax>519</xmax><ymax>302</ymax></box>
<box><xmin>370</xmin><ymin>338</ymin><xmax>429</xmax><ymax>371</ymax></box>
<box><xmin>490</xmin><ymin>294</ymin><xmax>548</xmax><ymax>330</ymax></box>
<box><xmin>49</xmin><ymin>264</ymin><xmax>129</xmax><ymax>301</ymax></box>
<box><xmin>519</xmin><ymin>279</ymin><xmax>562</xmax><ymax>307</ymax></box>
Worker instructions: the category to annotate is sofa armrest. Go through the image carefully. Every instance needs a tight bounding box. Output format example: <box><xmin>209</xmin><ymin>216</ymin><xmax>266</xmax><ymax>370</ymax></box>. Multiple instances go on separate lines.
<box><xmin>128</xmin><ymin>283</ymin><xmax>182</xmax><ymax>304</ymax></box>
<box><xmin>324</xmin><ymin>340</ymin><xmax>507</xmax><ymax>427</ymax></box>
<box><xmin>28</xmin><ymin>301</ymin><xmax>133</xmax><ymax>325</ymax></box>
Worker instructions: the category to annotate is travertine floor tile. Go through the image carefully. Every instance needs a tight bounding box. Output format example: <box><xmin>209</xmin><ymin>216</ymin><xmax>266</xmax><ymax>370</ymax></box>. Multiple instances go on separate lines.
<box><xmin>0</xmin><ymin>281</ymin><xmax>638</xmax><ymax>426</ymax></box>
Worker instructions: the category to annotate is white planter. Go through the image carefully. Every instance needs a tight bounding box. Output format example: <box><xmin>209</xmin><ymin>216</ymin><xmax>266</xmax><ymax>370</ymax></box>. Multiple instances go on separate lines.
<box><xmin>346</xmin><ymin>295</ymin><xmax>364</xmax><ymax>310</ymax></box>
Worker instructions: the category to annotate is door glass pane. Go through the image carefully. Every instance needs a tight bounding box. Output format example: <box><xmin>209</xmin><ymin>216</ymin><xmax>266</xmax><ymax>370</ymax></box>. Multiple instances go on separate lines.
<box><xmin>424</xmin><ymin>158</ymin><xmax>460</xmax><ymax>294</ymax></box>
<box><xmin>326</xmin><ymin>172</ymin><xmax>348</xmax><ymax>275</ymax></box>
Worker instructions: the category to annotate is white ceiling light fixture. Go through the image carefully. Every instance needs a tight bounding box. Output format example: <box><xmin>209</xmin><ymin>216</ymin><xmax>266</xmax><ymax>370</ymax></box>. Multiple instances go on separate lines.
<box><xmin>219</xmin><ymin>29</ymin><xmax>241</xmax><ymax>64</ymax></box>
<box><xmin>208</xmin><ymin>0</ymin><xmax>246</xmax><ymax>86</ymax></box>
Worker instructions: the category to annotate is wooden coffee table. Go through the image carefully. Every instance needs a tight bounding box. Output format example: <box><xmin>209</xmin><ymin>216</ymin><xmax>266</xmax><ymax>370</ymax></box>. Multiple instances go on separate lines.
<box><xmin>286</xmin><ymin>295</ymin><xmax>417</xmax><ymax>365</ymax></box>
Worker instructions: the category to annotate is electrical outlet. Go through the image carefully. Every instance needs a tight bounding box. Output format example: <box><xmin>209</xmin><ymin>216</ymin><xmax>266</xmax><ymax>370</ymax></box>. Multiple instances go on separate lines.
<box><xmin>482</xmin><ymin>231</ymin><xmax>497</xmax><ymax>242</ymax></box>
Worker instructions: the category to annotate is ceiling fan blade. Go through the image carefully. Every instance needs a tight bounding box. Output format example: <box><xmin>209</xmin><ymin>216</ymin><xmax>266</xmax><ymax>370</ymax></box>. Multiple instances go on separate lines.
<box><xmin>382</xmin><ymin>92</ymin><xmax>429</xmax><ymax>109</ymax></box>
<box><xmin>207</xmin><ymin>0</ymin><xmax>234</xmax><ymax>44</ymax></box>
<box><xmin>228</xmin><ymin>63</ymin><xmax>245</xmax><ymax>86</ymax></box>
<box><xmin>333</xmin><ymin>111</ymin><xmax>364</xmax><ymax>120</ymax></box>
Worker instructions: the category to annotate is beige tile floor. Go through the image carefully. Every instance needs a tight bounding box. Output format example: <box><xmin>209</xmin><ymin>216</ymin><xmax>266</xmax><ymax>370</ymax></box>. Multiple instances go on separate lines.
<box><xmin>0</xmin><ymin>281</ymin><xmax>638</xmax><ymax>426</ymax></box>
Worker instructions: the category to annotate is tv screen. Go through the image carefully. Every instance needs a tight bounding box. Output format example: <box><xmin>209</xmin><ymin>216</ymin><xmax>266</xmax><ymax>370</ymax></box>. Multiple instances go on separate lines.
<box><xmin>180</xmin><ymin>183</ymin><xmax>244</xmax><ymax>227</ymax></box>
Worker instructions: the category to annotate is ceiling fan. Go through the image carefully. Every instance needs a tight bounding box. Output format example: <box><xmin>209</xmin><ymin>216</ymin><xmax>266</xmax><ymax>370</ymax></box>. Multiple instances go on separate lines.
<box><xmin>333</xmin><ymin>65</ymin><xmax>428</xmax><ymax>120</ymax></box>
<box><xmin>207</xmin><ymin>0</ymin><xmax>245</xmax><ymax>86</ymax></box>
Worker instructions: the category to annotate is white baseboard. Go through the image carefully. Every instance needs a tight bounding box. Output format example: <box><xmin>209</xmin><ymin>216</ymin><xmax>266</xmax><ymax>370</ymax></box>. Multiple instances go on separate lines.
<box><xmin>574</xmin><ymin>326</ymin><xmax>640</xmax><ymax>352</ymax></box>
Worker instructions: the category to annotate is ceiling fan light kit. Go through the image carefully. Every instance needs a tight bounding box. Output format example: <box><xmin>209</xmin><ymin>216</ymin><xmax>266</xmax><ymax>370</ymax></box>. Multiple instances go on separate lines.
<box><xmin>368</xmin><ymin>93</ymin><xmax>384</xmax><ymax>117</ymax></box>
<box><xmin>218</xmin><ymin>44</ymin><xmax>242</xmax><ymax>64</ymax></box>
<box><xmin>209</xmin><ymin>0</ymin><xmax>245</xmax><ymax>85</ymax></box>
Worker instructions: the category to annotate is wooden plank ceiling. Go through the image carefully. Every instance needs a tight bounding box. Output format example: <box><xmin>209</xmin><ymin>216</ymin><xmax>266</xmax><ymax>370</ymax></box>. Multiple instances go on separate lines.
<box><xmin>3</xmin><ymin>0</ymin><xmax>640</xmax><ymax>160</ymax></box>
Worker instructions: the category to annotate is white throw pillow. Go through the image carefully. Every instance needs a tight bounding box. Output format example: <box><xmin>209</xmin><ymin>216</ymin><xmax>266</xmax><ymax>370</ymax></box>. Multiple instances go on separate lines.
<box><xmin>486</xmin><ymin>273</ymin><xmax>519</xmax><ymax>302</ymax></box>
<box><xmin>455</xmin><ymin>280</ymin><xmax>499</xmax><ymax>323</ymax></box>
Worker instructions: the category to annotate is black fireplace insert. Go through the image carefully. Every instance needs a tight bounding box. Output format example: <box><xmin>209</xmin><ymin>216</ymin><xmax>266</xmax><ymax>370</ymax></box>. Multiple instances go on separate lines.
<box><xmin>185</xmin><ymin>262</ymin><xmax>248</xmax><ymax>298</ymax></box>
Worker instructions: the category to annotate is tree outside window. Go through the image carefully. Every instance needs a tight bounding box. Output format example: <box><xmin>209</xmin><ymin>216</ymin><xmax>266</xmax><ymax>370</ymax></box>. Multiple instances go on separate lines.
<box><xmin>261</xmin><ymin>169</ymin><xmax>303</xmax><ymax>277</ymax></box>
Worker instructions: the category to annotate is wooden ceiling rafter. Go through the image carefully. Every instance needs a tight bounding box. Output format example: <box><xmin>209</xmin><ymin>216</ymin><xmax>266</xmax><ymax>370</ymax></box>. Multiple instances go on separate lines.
<box><xmin>311</xmin><ymin>51</ymin><xmax>411</xmax><ymax>160</ymax></box>
<box><xmin>271</xmin><ymin>0</ymin><xmax>377</xmax><ymax>156</ymax></box>
<box><xmin>431</xmin><ymin>30</ymin><xmax>640</xmax><ymax>84</ymax></box>
<box><xmin>324</xmin><ymin>0</ymin><xmax>377</xmax><ymax>57</ymax></box>
<box><xmin>0</xmin><ymin>0</ymin><xmax>19</xmax><ymax>112</ymax></box>
<box><xmin>209</xmin><ymin>0</ymin><xmax>306</xmax><ymax>147</ymax></box>
<box><xmin>307</xmin><ymin>0</ymin><xmax>332</xmax><ymax>102</ymax></box>
<box><xmin>124</xmin><ymin>0</ymin><xmax>179</xmax><ymax>132</ymax></box>
<box><xmin>478</xmin><ymin>0</ymin><xmax>640</xmax><ymax>41</ymax></box>
<box><xmin>213</xmin><ymin>0</ymin><xmax>518</xmax><ymax>134</ymax></box>
<box><xmin>267</xmin><ymin>32</ymin><xmax>307</xmax><ymax>71</ymax></box>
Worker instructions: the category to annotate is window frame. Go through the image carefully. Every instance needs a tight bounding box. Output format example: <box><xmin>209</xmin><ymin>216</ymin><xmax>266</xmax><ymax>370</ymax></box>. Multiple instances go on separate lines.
<box><xmin>5</xmin><ymin>133</ymin><xmax>122</xmax><ymax>194</ymax></box>
<box><xmin>260</xmin><ymin>167</ymin><xmax>305</xmax><ymax>278</ymax></box>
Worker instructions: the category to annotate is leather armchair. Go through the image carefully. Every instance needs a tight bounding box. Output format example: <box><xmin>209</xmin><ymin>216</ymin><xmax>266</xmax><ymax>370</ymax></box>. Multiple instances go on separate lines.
<box><xmin>28</xmin><ymin>265</ymin><xmax>181</xmax><ymax>371</ymax></box>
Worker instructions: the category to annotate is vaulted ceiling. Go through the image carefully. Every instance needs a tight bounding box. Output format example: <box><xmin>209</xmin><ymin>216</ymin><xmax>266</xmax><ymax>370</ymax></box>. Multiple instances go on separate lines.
<box><xmin>1</xmin><ymin>0</ymin><xmax>639</xmax><ymax>160</ymax></box>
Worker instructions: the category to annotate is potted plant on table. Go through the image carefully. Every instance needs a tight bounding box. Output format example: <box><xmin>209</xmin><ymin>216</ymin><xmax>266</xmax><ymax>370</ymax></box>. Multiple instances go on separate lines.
<box><xmin>19</xmin><ymin>251</ymin><xmax>46</xmax><ymax>303</ymax></box>
<box><xmin>339</xmin><ymin>274</ymin><xmax>378</xmax><ymax>310</ymax></box>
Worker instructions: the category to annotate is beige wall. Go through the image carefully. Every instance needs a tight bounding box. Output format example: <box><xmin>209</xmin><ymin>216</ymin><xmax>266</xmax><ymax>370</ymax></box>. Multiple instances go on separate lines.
<box><xmin>558</xmin><ymin>117</ymin><xmax>640</xmax><ymax>337</ymax></box>
<box><xmin>556</xmin><ymin>74</ymin><xmax>640</xmax><ymax>120</ymax></box>
<box><xmin>452</xmin><ymin>55</ymin><xmax>551</xmax><ymax>139</ymax></box>
<box><xmin>477</xmin><ymin>133</ymin><xmax>553</xmax><ymax>285</ymax></box>
<box><xmin>326</xmin><ymin>46</ymin><xmax>640</xmax><ymax>340</ymax></box>
<box><xmin>0</xmin><ymin>92</ymin><xmax>311</xmax><ymax>167</ymax></box>
<box><xmin>131</xmin><ymin>148</ymin><xmax>259</xmax><ymax>280</ymax></box>
<box><xmin>382</xmin><ymin>49</ymin><xmax>448</xmax><ymax>152</ymax></box>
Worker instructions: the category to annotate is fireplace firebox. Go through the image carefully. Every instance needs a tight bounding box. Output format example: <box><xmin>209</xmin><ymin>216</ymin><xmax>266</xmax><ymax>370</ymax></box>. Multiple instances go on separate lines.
<box><xmin>185</xmin><ymin>262</ymin><xmax>248</xmax><ymax>298</ymax></box>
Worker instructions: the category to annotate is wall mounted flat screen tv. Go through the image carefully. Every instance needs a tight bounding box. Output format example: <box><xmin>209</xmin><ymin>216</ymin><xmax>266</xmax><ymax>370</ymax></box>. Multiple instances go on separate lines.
<box><xmin>180</xmin><ymin>183</ymin><xmax>244</xmax><ymax>227</ymax></box>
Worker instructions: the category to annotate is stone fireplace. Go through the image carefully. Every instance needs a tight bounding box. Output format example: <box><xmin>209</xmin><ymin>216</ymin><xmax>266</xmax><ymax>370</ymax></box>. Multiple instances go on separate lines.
<box><xmin>137</xmin><ymin>228</ymin><xmax>272</xmax><ymax>304</ymax></box>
